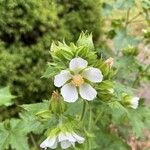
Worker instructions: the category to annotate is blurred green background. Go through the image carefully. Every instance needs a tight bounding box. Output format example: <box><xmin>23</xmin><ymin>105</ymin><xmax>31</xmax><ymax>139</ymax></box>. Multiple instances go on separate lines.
<box><xmin>0</xmin><ymin>0</ymin><xmax>102</xmax><ymax>107</ymax></box>
<box><xmin>0</xmin><ymin>0</ymin><xmax>149</xmax><ymax>119</ymax></box>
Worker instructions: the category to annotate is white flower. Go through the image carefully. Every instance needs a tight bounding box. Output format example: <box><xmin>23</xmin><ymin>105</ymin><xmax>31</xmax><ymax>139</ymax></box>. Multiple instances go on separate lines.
<box><xmin>40</xmin><ymin>131</ymin><xmax>85</xmax><ymax>149</ymax></box>
<box><xmin>58</xmin><ymin>132</ymin><xmax>85</xmax><ymax>149</ymax></box>
<box><xmin>130</xmin><ymin>97</ymin><xmax>140</xmax><ymax>109</ymax></box>
<box><xmin>40</xmin><ymin>136</ymin><xmax>57</xmax><ymax>149</ymax></box>
<box><xmin>54</xmin><ymin>57</ymin><xmax>103</xmax><ymax>102</ymax></box>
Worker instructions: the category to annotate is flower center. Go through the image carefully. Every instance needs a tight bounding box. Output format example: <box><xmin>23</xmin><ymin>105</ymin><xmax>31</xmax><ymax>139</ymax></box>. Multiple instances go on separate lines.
<box><xmin>72</xmin><ymin>74</ymin><xmax>84</xmax><ymax>86</ymax></box>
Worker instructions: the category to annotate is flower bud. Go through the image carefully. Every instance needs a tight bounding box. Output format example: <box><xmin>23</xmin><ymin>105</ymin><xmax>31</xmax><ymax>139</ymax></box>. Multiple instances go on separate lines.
<box><xmin>122</xmin><ymin>94</ymin><xmax>140</xmax><ymax>109</ymax></box>
<box><xmin>122</xmin><ymin>45</ymin><xmax>138</xmax><ymax>56</ymax></box>
<box><xmin>104</xmin><ymin>57</ymin><xmax>114</xmax><ymax>68</ymax></box>
<box><xmin>130</xmin><ymin>97</ymin><xmax>140</xmax><ymax>109</ymax></box>
<box><xmin>49</xmin><ymin>91</ymin><xmax>66</xmax><ymax>115</ymax></box>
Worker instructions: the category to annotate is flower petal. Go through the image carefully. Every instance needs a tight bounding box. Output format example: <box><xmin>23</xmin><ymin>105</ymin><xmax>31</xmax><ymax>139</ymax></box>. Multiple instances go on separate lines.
<box><xmin>131</xmin><ymin>97</ymin><xmax>139</xmax><ymax>109</ymax></box>
<box><xmin>40</xmin><ymin>137</ymin><xmax>56</xmax><ymax>149</ymax></box>
<box><xmin>82</xmin><ymin>67</ymin><xmax>103</xmax><ymax>83</ymax></box>
<box><xmin>61</xmin><ymin>83</ymin><xmax>78</xmax><ymax>102</ymax></box>
<box><xmin>58</xmin><ymin>133</ymin><xmax>68</xmax><ymax>142</ymax></box>
<box><xmin>61</xmin><ymin>140</ymin><xmax>72</xmax><ymax>149</ymax></box>
<box><xmin>65</xmin><ymin>133</ymin><xmax>76</xmax><ymax>142</ymax></box>
<box><xmin>72</xmin><ymin>132</ymin><xmax>85</xmax><ymax>144</ymax></box>
<box><xmin>69</xmin><ymin>57</ymin><xmax>88</xmax><ymax>72</ymax></box>
<box><xmin>54</xmin><ymin>70</ymin><xmax>72</xmax><ymax>87</ymax></box>
<box><xmin>79</xmin><ymin>83</ymin><xmax>97</xmax><ymax>101</ymax></box>
<box><xmin>50</xmin><ymin>139</ymin><xmax>58</xmax><ymax>149</ymax></box>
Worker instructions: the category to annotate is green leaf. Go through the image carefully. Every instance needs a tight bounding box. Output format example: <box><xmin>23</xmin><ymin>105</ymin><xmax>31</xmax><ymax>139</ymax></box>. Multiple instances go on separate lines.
<box><xmin>95</xmin><ymin>128</ymin><xmax>130</xmax><ymax>150</ymax></box>
<box><xmin>102</xmin><ymin>3</ymin><xmax>113</xmax><ymax>16</ymax></box>
<box><xmin>142</xmin><ymin>0</ymin><xmax>150</xmax><ymax>9</ymax></box>
<box><xmin>42</xmin><ymin>63</ymin><xmax>62</xmax><ymax>78</ymax></box>
<box><xmin>20</xmin><ymin>100</ymin><xmax>56</xmax><ymax>134</ymax></box>
<box><xmin>114</xmin><ymin>31</ymin><xmax>138</xmax><ymax>52</ymax></box>
<box><xmin>128</xmin><ymin>105</ymin><xmax>150</xmax><ymax>137</ymax></box>
<box><xmin>0</xmin><ymin>87</ymin><xmax>15</xmax><ymax>106</ymax></box>
<box><xmin>114</xmin><ymin>56</ymin><xmax>139</xmax><ymax>83</ymax></box>
<box><xmin>0</xmin><ymin>119</ymin><xmax>29</xmax><ymax>150</ymax></box>
<box><xmin>65</xmin><ymin>100</ymin><xmax>83</xmax><ymax>116</ymax></box>
<box><xmin>21</xmin><ymin>100</ymin><xmax>49</xmax><ymax>115</ymax></box>
<box><xmin>19</xmin><ymin>112</ymin><xmax>46</xmax><ymax>134</ymax></box>
<box><xmin>113</xmin><ymin>0</ymin><xmax>135</xmax><ymax>9</ymax></box>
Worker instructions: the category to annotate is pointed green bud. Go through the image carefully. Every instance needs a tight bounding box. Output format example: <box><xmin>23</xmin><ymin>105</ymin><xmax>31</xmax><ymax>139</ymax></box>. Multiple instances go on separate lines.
<box><xmin>122</xmin><ymin>94</ymin><xmax>131</xmax><ymax>105</ymax></box>
<box><xmin>36</xmin><ymin>110</ymin><xmax>51</xmax><ymax>122</ymax></box>
<box><xmin>49</xmin><ymin>91</ymin><xmax>66</xmax><ymax>115</ymax></box>
<box><xmin>122</xmin><ymin>45</ymin><xmax>138</xmax><ymax>56</ymax></box>
<box><xmin>77</xmin><ymin>32</ymin><xmax>94</xmax><ymax>50</ymax></box>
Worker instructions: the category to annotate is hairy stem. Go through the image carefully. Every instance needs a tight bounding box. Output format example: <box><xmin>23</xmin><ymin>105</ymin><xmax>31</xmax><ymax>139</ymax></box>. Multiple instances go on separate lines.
<box><xmin>125</xmin><ymin>8</ymin><xmax>130</xmax><ymax>27</ymax></box>
<box><xmin>30</xmin><ymin>133</ymin><xmax>39</xmax><ymax>150</ymax></box>
<box><xmin>88</xmin><ymin>104</ymin><xmax>92</xmax><ymax>150</ymax></box>
<box><xmin>80</xmin><ymin>100</ymin><xmax>86</xmax><ymax>121</ymax></box>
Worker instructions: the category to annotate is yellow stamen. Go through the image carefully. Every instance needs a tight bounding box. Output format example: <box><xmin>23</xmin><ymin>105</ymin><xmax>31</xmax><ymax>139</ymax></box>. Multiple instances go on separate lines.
<box><xmin>72</xmin><ymin>74</ymin><xmax>84</xmax><ymax>87</ymax></box>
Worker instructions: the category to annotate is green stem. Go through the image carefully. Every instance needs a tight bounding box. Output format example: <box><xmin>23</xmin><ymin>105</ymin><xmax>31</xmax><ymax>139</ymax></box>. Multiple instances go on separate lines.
<box><xmin>94</xmin><ymin>111</ymin><xmax>103</xmax><ymax>125</ymax></box>
<box><xmin>30</xmin><ymin>133</ymin><xmax>39</xmax><ymax>150</ymax></box>
<box><xmin>80</xmin><ymin>101</ymin><xmax>86</xmax><ymax>121</ymax></box>
<box><xmin>88</xmin><ymin>104</ymin><xmax>92</xmax><ymax>131</ymax></box>
<box><xmin>126</xmin><ymin>12</ymin><xmax>142</xmax><ymax>25</ymax></box>
<box><xmin>125</xmin><ymin>8</ymin><xmax>130</xmax><ymax>27</ymax></box>
<box><xmin>88</xmin><ymin>104</ymin><xmax>92</xmax><ymax>150</ymax></box>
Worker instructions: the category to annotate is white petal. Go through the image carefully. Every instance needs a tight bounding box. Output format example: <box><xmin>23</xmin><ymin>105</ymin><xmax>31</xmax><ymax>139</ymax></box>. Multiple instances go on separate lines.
<box><xmin>54</xmin><ymin>70</ymin><xmax>72</xmax><ymax>87</ymax></box>
<box><xmin>40</xmin><ymin>137</ymin><xmax>56</xmax><ymax>149</ymax></box>
<box><xmin>79</xmin><ymin>83</ymin><xmax>97</xmax><ymax>101</ymax></box>
<box><xmin>61</xmin><ymin>140</ymin><xmax>72</xmax><ymax>149</ymax></box>
<box><xmin>65</xmin><ymin>132</ymin><xmax>76</xmax><ymax>142</ymax></box>
<box><xmin>131</xmin><ymin>97</ymin><xmax>139</xmax><ymax>109</ymax></box>
<box><xmin>61</xmin><ymin>83</ymin><xmax>78</xmax><ymax>102</ymax></box>
<box><xmin>50</xmin><ymin>139</ymin><xmax>58</xmax><ymax>149</ymax></box>
<box><xmin>82</xmin><ymin>67</ymin><xmax>103</xmax><ymax>83</ymax></box>
<box><xmin>69</xmin><ymin>57</ymin><xmax>88</xmax><ymax>72</ymax></box>
<box><xmin>72</xmin><ymin>132</ymin><xmax>85</xmax><ymax>144</ymax></box>
<box><xmin>58</xmin><ymin>133</ymin><xmax>68</xmax><ymax>142</ymax></box>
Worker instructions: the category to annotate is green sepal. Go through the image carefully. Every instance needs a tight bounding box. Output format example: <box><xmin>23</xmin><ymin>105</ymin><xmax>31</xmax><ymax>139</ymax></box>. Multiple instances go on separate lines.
<box><xmin>121</xmin><ymin>93</ymin><xmax>132</xmax><ymax>107</ymax></box>
<box><xmin>36</xmin><ymin>110</ymin><xmax>51</xmax><ymax>121</ymax></box>
<box><xmin>49</xmin><ymin>97</ymin><xmax>67</xmax><ymax>115</ymax></box>
<box><xmin>96</xmin><ymin>80</ymin><xmax>115</xmax><ymax>102</ymax></box>
<box><xmin>95</xmin><ymin>60</ymin><xmax>116</xmax><ymax>79</ymax></box>
<box><xmin>46</xmin><ymin>127</ymin><xmax>60</xmax><ymax>137</ymax></box>
<box><xmin>122</xmin><ymin>45</ymin><xmax>138</xmax><ymax>56</ymax></box>
<box><xmin>76</xmin><ymin>32</ymin><xmax>94</xmax><ymax>51</ymax></box>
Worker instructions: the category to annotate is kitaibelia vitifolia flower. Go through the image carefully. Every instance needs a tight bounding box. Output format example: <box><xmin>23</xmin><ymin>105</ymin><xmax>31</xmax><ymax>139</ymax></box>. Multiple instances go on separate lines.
<box><xmin>54</xmin><ymin>57</ymin><xmax>103</xmax><ymax>102</ymax></box>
